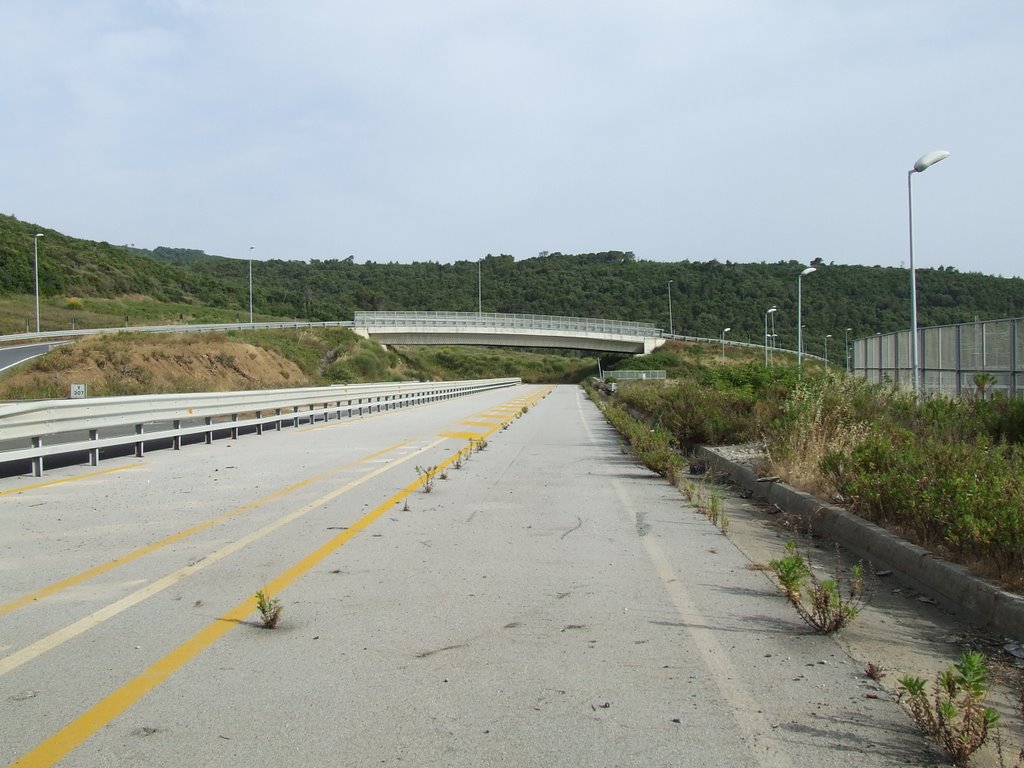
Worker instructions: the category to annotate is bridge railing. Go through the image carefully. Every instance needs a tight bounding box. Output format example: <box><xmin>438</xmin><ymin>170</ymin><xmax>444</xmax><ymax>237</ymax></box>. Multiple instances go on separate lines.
<box><xmin>355</xmin><ymin>311</ymin><xmax>660</xmax><ymax>337</ymax></box>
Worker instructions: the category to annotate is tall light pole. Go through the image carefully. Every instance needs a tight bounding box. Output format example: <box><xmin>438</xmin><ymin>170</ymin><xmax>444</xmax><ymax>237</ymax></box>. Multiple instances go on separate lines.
<box><xmin>33</xmin><ymin>233</ymin><xmax>44</xmax><ymax>333</ymax></box>
<box><xmin>248</xmin><ymin>245</ymin><xmax>255</xmax><ymax>324</ymax></box>
<box><xmin>797</xmin><ymin>266</ymin><xmax>816</xmax><ymax>369</ymax></box>
<box><xmin>720</xmin><ymin>327</ymin><xmax>731</xmax><ymax>359</ymax></box>
<box><xmin>908</xmin><ymin>150</ymin><xmax>950</xmax><ymax>396</ymax></box>
<box><xmin>477</xmin><ymin>259</ymin><xmax>482</xmax><ymax>315</ymax></box>
<box><xmin>667</xmin><ymin>280</ymin><xmax>674</xmax><ymax>337</ymax></box>
<box><xmin>764</xmin><ymin>306</ymin><xmax>777</xmax><ymax>366</ymax></box>
<box><xmin>844</xmin><ymin>327</ymin><xmax>853</xmax><ymax>373</ymax></box>
<box><xmin>824</xmin><ymin>334</ymin><xmax>832</xmax><ymax>368</ymax></box>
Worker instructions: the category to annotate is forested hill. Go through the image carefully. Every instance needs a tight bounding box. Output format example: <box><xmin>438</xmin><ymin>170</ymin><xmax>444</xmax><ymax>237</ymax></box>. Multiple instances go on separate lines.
<box><xmin>2</xmin><ymin>212</ymin><xmax>1023</xmax><ymax>345</ymax></box>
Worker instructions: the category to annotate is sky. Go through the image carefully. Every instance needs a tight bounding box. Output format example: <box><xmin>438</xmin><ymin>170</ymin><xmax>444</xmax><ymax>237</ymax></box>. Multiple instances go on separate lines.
<box><xmin>2</xmin><ymin>1</ymin><xmax>1022</xmax><ymax>278</ymax></box>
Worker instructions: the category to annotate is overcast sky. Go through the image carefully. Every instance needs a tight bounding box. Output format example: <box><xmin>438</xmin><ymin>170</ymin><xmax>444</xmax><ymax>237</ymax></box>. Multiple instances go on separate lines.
<box><xmin>3</xmin><ymin>2</ymin><xmax>1021</xmax><ymax>278</ymax></box>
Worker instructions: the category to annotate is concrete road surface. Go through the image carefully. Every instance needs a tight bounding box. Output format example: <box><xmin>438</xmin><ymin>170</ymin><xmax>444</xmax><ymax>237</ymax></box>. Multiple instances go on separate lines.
<box><xmin>0</xmin><ymin>384</ymin><xmax>942</xmax><ymax>767</ymax></box>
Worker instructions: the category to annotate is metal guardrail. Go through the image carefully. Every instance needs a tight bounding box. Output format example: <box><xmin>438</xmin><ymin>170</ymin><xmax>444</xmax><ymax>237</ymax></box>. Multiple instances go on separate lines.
<box><xmin>355</xmin><ymin>311</ymin><xmax>659</xmax><ymax>336</ymax></box>
<box><xmin>605</xmin><ymin>370</ymin><xmax>667</xmax><ymax>380</ymax></box>
<box><xmin>0</xmin><ymin>377</ymin><xmax>520</xmax><ymax>477</ymax></box>
<box><xmin>0</xmin><ymin>320</ymin><xmax>355</xmax><ymax>346</ymax></box>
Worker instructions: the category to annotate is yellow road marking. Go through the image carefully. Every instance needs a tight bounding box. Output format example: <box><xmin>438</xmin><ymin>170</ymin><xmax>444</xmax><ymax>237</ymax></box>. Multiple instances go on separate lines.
<box><xmin>11</xmin><ymin>453</ymin><xmax>450</xmax><ymax>768</ymax></box>
<box><xmin>0</xmin><ymin>439</ymin><xmax>442</xmax><ymax>678</ymax></box>
<box><xmin>440</xmin><ymin>430</ymin><xmax>484</xmax><ymax>440</ymax></box>
<box><xmin>0</xmin><ymin>463</ymin><xmax>142</xmax><ymax>498</ymax></box>
<box><xmin>11</xmin><ymin>387</ymin><xmax>552</xmax><ymax>767</ymax></box>
<box><xmin>0</xmin><ymin>442</ymin><xmax>410</xmax><ymax>618</ymax></box>
<box><xmin>460</xmin><ymin>420</ymin><xmax>502</xmax><ymax>427</ymax></box>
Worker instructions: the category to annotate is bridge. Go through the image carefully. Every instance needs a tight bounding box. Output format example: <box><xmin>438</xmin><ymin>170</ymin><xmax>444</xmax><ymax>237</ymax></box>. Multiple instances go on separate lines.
<box><xmin>352</xmin><ymin>311</ymin><xmax>666</xmax><ymax>354</ymax></box>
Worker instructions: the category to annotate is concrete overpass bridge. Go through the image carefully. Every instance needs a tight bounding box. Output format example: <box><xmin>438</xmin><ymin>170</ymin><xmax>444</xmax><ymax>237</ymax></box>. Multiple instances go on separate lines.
<box><xmin>352</xmin><ymin>311</ymin><xmax>667</xmax><ymax>355</ymax></box>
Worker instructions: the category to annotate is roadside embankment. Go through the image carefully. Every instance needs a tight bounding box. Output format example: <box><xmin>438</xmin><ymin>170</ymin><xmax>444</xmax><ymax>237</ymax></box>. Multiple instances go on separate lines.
<box><xmin>697</xmin><ymin>444</ymin><xmax>1024</xmax><ymax>643</ymax></box>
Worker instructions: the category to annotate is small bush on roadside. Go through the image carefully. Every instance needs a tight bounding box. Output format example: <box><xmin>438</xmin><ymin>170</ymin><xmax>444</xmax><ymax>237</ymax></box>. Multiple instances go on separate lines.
<box><xmin>898</xmin><ymin>651</ymin><xmax>1000</xmax><ymax>766</ymax></box>
<box><xmin>255</xmin><ymin>590</ymin><xmax>283</xmax><ymax>629</ymax></box>
<box><xmin>769</xmin><ymin>540</ymin><xmax>865</xmax><ymax>634</ymax></box>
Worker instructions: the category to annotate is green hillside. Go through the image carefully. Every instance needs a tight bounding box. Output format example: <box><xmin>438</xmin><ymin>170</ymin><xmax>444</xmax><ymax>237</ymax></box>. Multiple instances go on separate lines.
<box><xmin>3</xmin><ymin>212</ymin><xmax>1023</xmax><ymax>354</ymax></box>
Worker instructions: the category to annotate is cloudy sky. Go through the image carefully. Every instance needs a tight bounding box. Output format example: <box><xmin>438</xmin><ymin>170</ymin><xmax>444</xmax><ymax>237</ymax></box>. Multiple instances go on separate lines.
<box><xmin>3</xmin><ymin>2</ymin><xmax>1021</xmax><ymax>277</ymax></box>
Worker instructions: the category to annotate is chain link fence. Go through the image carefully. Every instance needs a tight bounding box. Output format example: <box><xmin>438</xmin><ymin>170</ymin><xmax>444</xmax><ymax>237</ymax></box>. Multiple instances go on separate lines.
<box><xmin>852</xmin><ymin>317</ymin><xmax>1024</xmax><ymax>398</ymax></box>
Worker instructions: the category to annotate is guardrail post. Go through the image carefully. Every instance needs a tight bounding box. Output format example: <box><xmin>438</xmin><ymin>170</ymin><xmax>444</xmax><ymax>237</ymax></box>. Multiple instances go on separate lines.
<box><xmin>256</xmin><ymin>413</ymin><xmax>264</xmax><ymax>435</ymax></box>
<box><xmin>292</xmin><ymin>407</ymin><xmax>300</xmax><ymax>428</ymax></box>
<box><xmin>31</xmin><ymin>436</ymin><xmax>43</xmax><ymax>477</ymax></box>
<box><xmin>135</xmin><ymin>424</ymin><xmax>145</xmax><ymax>457</ymax></box>
<box><xmin>275</xmin><ymin>408</ymin><xmax>282</xmax><ymax>431</ymax></box>
<box><xmin>335</xmin><ymin>400</ymin><xmax>342</xmax><ymax>419</ymax></box>
<box><xmin>172</xmin><ymin>420</ymin><xmax>182</xmax><ymax>450</ymax></box>
<box><xmin>89</xmin><ymin>428</ymin><xmax>100</xmax><ymax>465</ymax></box>
<box><xmin>205</xmin><ymin>417</ymin><xmax>214</xmax><ymax>445</ymax></box>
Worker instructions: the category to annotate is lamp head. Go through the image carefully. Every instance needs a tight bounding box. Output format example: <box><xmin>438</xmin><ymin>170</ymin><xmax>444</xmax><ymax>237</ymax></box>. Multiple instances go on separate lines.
<box><xmin>723</xmin><ymin>327</ymin><xmax>731</xmax><ymax>334</ymax></box>
<box><xmin>35</xmin><ymin>233</ymin><xmax>44</xmax><ymax>239</ymax></box>
<box><xmin>913</xmin><ymin>150</ymin><xmax>950</xmax><ymax>173</ymax></box>
<box><xmin>800</xmin><ymin>266</ymin><xmax>816</xmax><ymax>277</ymax></box>
<box><xmin>767</xmin><ymin>306</ymin><xmax>777</xmax><ymax>314</ymax></box>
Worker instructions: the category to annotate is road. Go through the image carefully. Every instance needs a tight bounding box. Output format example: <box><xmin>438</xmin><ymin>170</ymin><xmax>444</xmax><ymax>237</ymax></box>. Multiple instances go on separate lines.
<box><xmin>0</xmin><ymin>343</ymin><xmax>67</xmax><ymax>375</ymax></box>
<box><xmin>0</xmin><ymin>384</ymin><xmax>941</xmax><ymax>767</ymax></box>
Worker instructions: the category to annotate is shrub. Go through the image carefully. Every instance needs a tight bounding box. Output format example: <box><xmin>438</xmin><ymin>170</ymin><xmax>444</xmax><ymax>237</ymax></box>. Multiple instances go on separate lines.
<box><xmin>898</xmin><ymin>652</ymin><xmax>999</xmax><ymax>766</ymax></box>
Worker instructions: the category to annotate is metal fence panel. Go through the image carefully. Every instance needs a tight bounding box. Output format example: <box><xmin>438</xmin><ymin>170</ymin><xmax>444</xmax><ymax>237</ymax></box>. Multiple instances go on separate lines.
<box><xmin>854</xmin><ymin>316</ymin><xmax>1024</xmax><ymax>399</ymax></box>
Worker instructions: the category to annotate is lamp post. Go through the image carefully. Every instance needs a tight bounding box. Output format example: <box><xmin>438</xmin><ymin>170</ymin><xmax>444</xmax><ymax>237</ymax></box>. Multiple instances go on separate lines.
<box><xmin>720</xmin><ymin>327</ymin><xmax>731</xmax><ymax>359</ymax></box>
<box><xmin>908</xmin><ymin>150</ymin><xmax>950</xmax><ymax>396</ymax></box>
<box><xmin>248</xmin><ymin>245</ymin><xmax>255</xmax><ymax>324</ymax></box>
<box><xmin>478</xmin><ymin>258</ymin><xmax>482</xmax><ymax>315</ymax></box>
<box><xmin>764</xmin><ymin>306</ymin><xmax>777</xmax><ymax>366</ymax></box>
<box><xmin>33</xmin><ymin>233</ymin><xmax>44</xmax><ymax>333</ymax></box>
<box><xmin>667</xmin><ymin>280</ymin><xmax>674</xmax><ymax>337</ymax></box>
<box><xmin>844</xmin><ymin>327</ymin><xmax>853</xmax><ymax>373</ymax></box>
<box><xmin>797</xmin><ymin>267</ymin><xmax>816</xmax><ymax>369</ymax></box>
<box><xmin>824</xmin><ymin>334</ymin><xmax>832</xmax><ymax>368</ymax></box>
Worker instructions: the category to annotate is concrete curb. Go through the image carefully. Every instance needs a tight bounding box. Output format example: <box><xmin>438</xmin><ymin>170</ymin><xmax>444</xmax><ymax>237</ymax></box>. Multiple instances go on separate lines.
<box><xmin>696</xmin><ymin>445</ymin><xmax>1024</xmax><ymax>642</ymax></box>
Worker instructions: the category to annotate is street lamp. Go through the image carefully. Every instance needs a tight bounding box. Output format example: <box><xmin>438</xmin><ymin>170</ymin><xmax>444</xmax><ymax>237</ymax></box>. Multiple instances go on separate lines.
<box><xmin>764</xmin><ymin>306</ymin><xmax>777</xmax><ymax>366</ymax></box>
<box><xmin>908</xmin><ymin>149</ymin><xmax>950</xmax><ymax>396</ymax></box>
<box><xmin>797</xmin><ymin>267</ymin><xmax>816</xmax><ymax>369</ymax></box>
<box><xmin>844</xmin><ymin>327</ymin><xmax>853</xmax><ymax>373</ymax></box>
<box><xmin>720</xmin><ymin>327</ymin><xmax>731</xmax><ymax>359</ymax></box>
<box><xmin>667</xmin><ymin>280</ymin><xmax>674</xmax><ymax>337</ymax></box>
<box><xmin>824</xmin><ymin>334</ymin><xmax>832</xmax><ymax>368</ymax></box>
<box><xmin>248</xmin><ymin>245</ymin><xmax>255</xmax><ymax>324</ymax></box>
<box><xmin>33</xmin><ymin>233</ymin><xmax>44</xmax><ymax>333</ymax></box>
<box><xmin>478</xmin><ymin>258</ymin><xmax>482</xmax><ymax>315</ymax></box>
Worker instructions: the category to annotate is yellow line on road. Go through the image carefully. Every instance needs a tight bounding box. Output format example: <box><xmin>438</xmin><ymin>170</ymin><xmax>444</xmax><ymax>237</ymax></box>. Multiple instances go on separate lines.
<box><xmin>0</xmin><ymin>441</ymin><xmax>409</xmax><ymax>618</ymax></box>
<box><xmin>0</xmin><ymin>463</ymin><xmax>142</xmax><ymax>498</ymax></box>
<box><xmin>440</xmin><ymin>430</ymin><xmax>484</xmax><ymax>440</ymax></box>
<box><xmin>11</xmin><ymin>455</ymin><xmax>443</xmax><ymax>768</ymax></box>
<box><xmin>0</xmin><ymin>439</ymin><xmax>441</xmax><ymax>678</ymax></box>
<box><xmin>10</xmin><ymin>388</ymin><xmax>551</xmax><ymax>767</ymax></box>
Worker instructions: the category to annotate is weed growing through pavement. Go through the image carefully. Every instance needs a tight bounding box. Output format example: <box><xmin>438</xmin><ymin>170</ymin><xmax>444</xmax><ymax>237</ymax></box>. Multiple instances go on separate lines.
<box><xmin>415</xmin><ymin>465</ymin><xmax>439</xmax><ymax>493</ymax></box>
<box><xmin>255</xmin><ymin>590</ymin><xmax>282</xmax><ymax>629</ymax></box>
<box><xmin>898</xmin><ymin>651</ymin><xmax>1000</xmax><ymax>766</ymax></box>
<box><xmin>865</xmin><ymin>662</ymin><xmax>887</xmax><ymax>682</ymax></box>
<box><xmin>769</xmin><ymin>540</ymin><xmax>866</xmax><ymax>634</ymax></box>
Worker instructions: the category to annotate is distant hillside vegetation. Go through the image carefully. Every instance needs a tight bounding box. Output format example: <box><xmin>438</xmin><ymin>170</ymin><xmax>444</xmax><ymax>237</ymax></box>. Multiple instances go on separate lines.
<box><xmin>2</xmin><ymin>212</ymin><xmax>1023</xmax><ymax>347</ymax></box>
